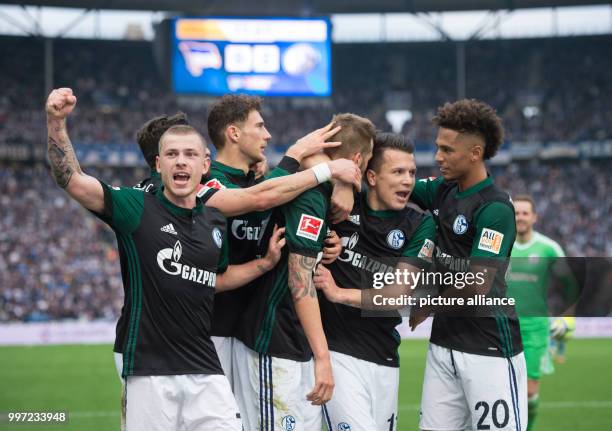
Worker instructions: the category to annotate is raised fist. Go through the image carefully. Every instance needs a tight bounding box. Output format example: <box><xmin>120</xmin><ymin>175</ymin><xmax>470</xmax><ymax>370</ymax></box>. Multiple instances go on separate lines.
<box><xmin>46</xmin><ymin>87</ymin><xmax>77</xmax><ymax>120</ymax></box>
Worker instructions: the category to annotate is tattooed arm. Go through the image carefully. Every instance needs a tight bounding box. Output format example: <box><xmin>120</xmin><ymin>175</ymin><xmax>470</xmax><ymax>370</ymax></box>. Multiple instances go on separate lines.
<box><xmin>288</xmin><ymin>252</ymin><xmax>334</xmax><ymax>405</ymax></box>
<box><xmin>46</xmin><ymin>88</ymin><xmax>104</xmax><ymax>213</ymax></box>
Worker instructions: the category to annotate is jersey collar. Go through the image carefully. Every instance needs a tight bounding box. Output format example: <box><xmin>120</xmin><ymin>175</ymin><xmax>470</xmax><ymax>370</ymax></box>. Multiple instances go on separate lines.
<box><xmin>155</xmin><ymin>187</ymin><xmax>203</xmax><ymax>217</ymax></box>
<box><xmin>211</xmin><ymin>160</ymin><xmax>256</xmax><ymax>185</ymax></box>
<box><xmin>513</xmin><ymin>231</ymin><xmax>539</xmax><ymax>250</ymax></box>
<box><xmin>363</xmin><ymin>190</ymin><xmax>399</xmax><ymax>218</ymax></box>
<box><xmin>149</xmin><ymin>168</ymin><xmax>161</xmax><ymax>181</ymax></box>
<box><xmin>455</xmin><ymin>175</ymin><xmax>494</xmax><ymax>199</ymax></box>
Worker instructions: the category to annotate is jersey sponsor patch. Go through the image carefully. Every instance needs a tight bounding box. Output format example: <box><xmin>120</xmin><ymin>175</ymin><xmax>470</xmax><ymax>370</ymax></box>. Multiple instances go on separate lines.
<box><xmin>477</xmin><ymin>228</ymin><xmax>504</xmax><ymax>255</ymax></box>
<box><xmin>418</xmin><ymin>238</ymin><xmax>435</xmax><ymax>262</ymax></box>
<box><xmin>204</xmin><ymin>178</ymin><xmax>226</xmax><ymax>190</ymax></box>
<box><xmin>296</xmin><ymin>214</ymin><xmax>323</xmax><ymax>241</ymax></box>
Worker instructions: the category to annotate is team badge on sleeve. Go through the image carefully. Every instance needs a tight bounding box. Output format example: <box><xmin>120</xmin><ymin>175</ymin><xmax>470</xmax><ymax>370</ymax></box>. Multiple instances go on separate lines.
<box><xmin>477</xmin><ymin>228</ymin><xmax>504</xmax><ymax>254</ymax></box>
<box><xmin>296</xmin><ymin>214</ymin><xmax>323</xmax><ymax>241</ymax></box>
<box><xmin>418</xmin><ymin>239</ymin><xmax>435</xmax><ymax>262</ymax></box>
<box><xmin>204</xmin><ymin>178</ymin><xmax>226</xmax><ymax>190</ymax></box>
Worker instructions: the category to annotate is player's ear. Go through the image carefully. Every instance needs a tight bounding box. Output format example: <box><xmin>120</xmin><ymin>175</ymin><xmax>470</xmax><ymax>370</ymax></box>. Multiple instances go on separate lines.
<box><xmin>155</xmin><ymin>154</ymin><xmax>161</xmax><ymax>173</ymax></box>
<box><xmin>366</xmin><ymin>168</ymin><xmax>376</xmax><ymax>187</ymax></box>
<box><xmin>471</xmin><ymin>144</ymin><xmax>483</xmax><ymax>163</ymax></box>
<box><xmin>227</xmin><ymin>124</ymin><xmax>240</xmax><ymax>144</ymax></box>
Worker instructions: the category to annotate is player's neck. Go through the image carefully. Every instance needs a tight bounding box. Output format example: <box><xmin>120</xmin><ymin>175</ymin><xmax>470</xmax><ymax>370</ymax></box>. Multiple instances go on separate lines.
<box><xmin>216</xmin><ymin>148</ymin><xmax>250</xmax><ymax>174</ymax></box>
<box><xmin>517</xmin><ymin>229</ymin><xmax>534</xmax><ymax>244</ymax></box>
<box><xmin>457</xmin><ymin>163</ymin><xmax>488</xmax><ymax>192</ymax></box>
<box><xmin>163</xmin><ymin>188</ymin><xmax>197</xmax><ymax>209</ymax></box>
<box><xmin>366</xmin><ymin>190</ymin><xmax>390</xmax><ymax>211</ymax></box>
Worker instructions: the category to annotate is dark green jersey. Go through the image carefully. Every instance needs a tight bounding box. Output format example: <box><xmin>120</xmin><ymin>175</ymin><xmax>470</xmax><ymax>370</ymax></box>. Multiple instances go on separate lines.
<box><xmin>236</xmin><ymin>183</ymin><xmax>332</xmax><ymax>361</ymax></box>
<box><xmin>94</xmin><ymin>182</ymin><xmax>228</xmax><ymax>376</ymax></box>
<box><xmin>411</xmin><ymin>176</ymin><xmax>522</xmax><ymax>358</ymax></box>
<box><xmin>206</xmin><ymin>157</ymin><xmax>299</xmax><ymax>337</ymax></box>
<box><xmin>322</xmin><ymin>191</ymin><xmax>436</xmax><ymax>367</ymax></box>
<box><xmin>133</xmin><ymin>169</ymin><xmax>161</xmax><ymax>193</ymax></box>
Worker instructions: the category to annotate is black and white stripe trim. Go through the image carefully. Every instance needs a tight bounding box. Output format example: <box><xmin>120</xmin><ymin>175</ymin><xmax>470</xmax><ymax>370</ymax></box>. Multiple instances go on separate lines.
<box><xmin>259</xmin><ymin>354</ymin><xmax>274</xmax><ymax>430</ymax></box>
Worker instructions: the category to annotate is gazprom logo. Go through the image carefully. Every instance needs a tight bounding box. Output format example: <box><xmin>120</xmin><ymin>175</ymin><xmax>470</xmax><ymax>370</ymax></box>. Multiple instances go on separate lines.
<box><xmin>156</xmin><ymin>240</ymin><xmax>216</xmax><ymax>288</ymax></box>
<box><xmin>173</xmin><ymin>240</ymin><xmax>182</xmax><ymax>262</ymax></box>
<box><xmin>338</xmin><ymin>423</ymin><xmax>351</xmax><ymax>431</ymax></box>
<box><xmin>347</xmin><ymin>232</ymin><xmax>359</xmax><ymax>250</ymax></box>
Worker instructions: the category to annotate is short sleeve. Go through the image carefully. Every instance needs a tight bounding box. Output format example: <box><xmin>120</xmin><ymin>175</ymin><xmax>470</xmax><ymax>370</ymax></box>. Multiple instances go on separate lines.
<box><xmin>471</xmin><ymin>202</ymin><xmax>516</xmax><ymax>259</ymax></box>
<box><xmin>203</xmin><ymin>173</ymin><xmax>239</xmax><ymax>190</ymax></box>
<box><xmin>94</xmin><ymin>181</ymin><xmax>144</xmax><ymax>235</ymax></box>
<box><xmin>266</xmin><ymin>156</ymin><xmax>300</xmax><ymax>179</ymax></box>
<box><xmin>283</xmin><ymin>189</ymin><xmax>328</xmax><ymax>257</ymax></box>
<box><xmin>401</xmin><ymin>215</ymin><xmax>437</xmax><ymax>267</ymax></box>
<box><xmin>410</xmin><ymin>177</ymin><xmax>443</xmax><ymax>211</ymax></box>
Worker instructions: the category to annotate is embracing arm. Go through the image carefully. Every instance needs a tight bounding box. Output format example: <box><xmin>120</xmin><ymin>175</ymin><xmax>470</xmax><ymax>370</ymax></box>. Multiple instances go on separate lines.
<box><xmin>46</xmin><ymin>88</ymin><xmax>104</xmax><ymax>213</ymax></box>
<box><xmin>206</xmin><ymin>159</ymin><xmax>360</xmax><ymax>217</ymax></box>
<box><xmin>216</xmin><ymin>226</ymin><xmax>286</xmax><ymax>292</ymax></box>
<box><xmin>314</xmin><ymin>262</ymin><xmax>422</xmax><ymax>310</ymax></box>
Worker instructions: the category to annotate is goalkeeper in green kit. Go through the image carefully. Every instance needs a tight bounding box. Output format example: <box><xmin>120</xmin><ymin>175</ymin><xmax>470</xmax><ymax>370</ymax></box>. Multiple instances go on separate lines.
<box><xmin>507</xmin><ymin>195</ymin><xmax>577</xmax><ymax>431</ymax></box>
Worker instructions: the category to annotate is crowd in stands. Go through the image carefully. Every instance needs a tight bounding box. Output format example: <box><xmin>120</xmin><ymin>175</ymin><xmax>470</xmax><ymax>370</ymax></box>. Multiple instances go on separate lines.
<box><xmin>1</xmin><ymin>34</ymin><xmax>610</xmax><ymax>322</ymax></box>
<box><xmin>1</xmin><ymin>34</ymin><xmax>611</xmax><ymax>148</ymax></box>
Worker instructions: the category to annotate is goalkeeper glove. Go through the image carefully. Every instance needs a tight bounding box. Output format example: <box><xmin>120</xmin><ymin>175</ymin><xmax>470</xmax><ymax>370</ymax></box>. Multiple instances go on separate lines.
<box><xmin>550</xmin><ymin>317</ymin><xmax>576</xmax><ymax>340</ymax></box>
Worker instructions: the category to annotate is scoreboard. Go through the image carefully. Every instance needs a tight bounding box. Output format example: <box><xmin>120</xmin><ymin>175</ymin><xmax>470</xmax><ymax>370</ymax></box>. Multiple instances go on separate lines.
<box><xmin>171</xmin><ymin>17</ymin><xmax>332</xmax><ymax>96</ymax></box>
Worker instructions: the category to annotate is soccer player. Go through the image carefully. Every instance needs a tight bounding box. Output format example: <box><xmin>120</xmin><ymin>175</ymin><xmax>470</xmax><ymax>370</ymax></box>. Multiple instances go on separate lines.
<box><xmin>312</xmin><ymin>132</ymin><xmax>437</xmax><ymax>431</ymax></box>
<box><xmin>111</xmin><ymin>112</ymin><xmax>195</xmax><ymax>383</ymax></box>
<box><xmin>204</xmin><ymin>94</ymin><xmax>345</xmax><ymax>386</ymax></box>
<box><xmin>232</xmin><ymin>113</ymin><xmax>375</xmax><ymax>431</ymax></box>
<box><xmin>410</xmin><ymin>99</ymin><xmax>527</xmax><ymax>431</ymax></box>
<box><xmin>507</xmin><ymin>195</ymin><xmax>576</xmax><ymax>431</ymax></box>
<box><xmin>45</xmin><ymin>88</ymin><xmax>361</xmax><ymax>430</ymax></box>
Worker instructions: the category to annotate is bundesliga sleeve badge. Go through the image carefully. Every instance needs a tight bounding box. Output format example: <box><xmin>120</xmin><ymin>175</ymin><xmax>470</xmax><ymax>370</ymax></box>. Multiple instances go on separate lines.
<box><xmin>296</xmin><ymin>214</ymin><xmax>323</xmax><ymax>241</ymax></box>
<box><xmin>204</xmin><ymin>178</ymin><xmax>226</xmax><ymax>190</ymax></box>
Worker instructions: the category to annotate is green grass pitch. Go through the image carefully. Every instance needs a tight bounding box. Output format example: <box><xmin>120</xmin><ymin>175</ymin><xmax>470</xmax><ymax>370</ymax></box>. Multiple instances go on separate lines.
<box><xmin>1</xmin><ymin>339</ymin><xmax>611</xmax><ymax>430</ymax></box>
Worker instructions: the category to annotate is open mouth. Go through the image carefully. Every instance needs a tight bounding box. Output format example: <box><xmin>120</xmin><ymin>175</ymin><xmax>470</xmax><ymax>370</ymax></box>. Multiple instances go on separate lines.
<box><xmin>173</xmin><ymin>172</ymin><xmax>191</xmax><ymax>184</ymax></box>
<box><xmin>395</xmin><ymin>191</ymin><xmax>410</xmax><ymax>200</ymax></box>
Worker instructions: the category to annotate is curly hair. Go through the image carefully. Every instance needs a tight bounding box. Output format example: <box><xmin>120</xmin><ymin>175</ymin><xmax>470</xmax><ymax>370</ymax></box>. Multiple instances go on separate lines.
<box><xmin>136</xmin><ymin>112</ymin><xmax>189</xmax><ymax>168</ymax></box>
<box><xmin>433</xmin><ymin>99</ymin><xmax>504</xmax><ymax>160</ymax></box>
<box><xmin>367</xmin><ymin>131</ymin><xmax>414</xmax><ymax>172</ymax></box>
<box><xmin>207</xmin><ymin>95</ymin><xmax>262</xmax><ymax>150</ymax></box>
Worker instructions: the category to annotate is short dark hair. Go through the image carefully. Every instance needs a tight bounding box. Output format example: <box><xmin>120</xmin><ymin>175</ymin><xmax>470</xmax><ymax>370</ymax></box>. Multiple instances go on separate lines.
<box><xmin>433</xmin><ymin>99</ymin><xmax>504</xmax><ymax>160</ymax></box>
<box><xmin>513</xmin><ymin>194</ymin><xmax>536</xmax><ymax>213</ymax></box>
<box><xmin>207</xmin><ymin>95</ymin><xmax>262</xmax><ymax>150</ymax></box>
<box><xmin>324</xmin><ymin>113</ymin><xmax>376</xmax><ymax>160</ymax></box>
<box><xmin>158</xmin><ymin>125</ymin><xmax>206</xmax><ymax>153</ymax></box>
<box><xmin>136</xmin><ymin>112</ymin><xmax>189</xmax><ymax>168</ymax></box>
<box><xmin>367</xmin><ymin>132</ymin><xmax>414</xmax><ymax>172</ymax></box>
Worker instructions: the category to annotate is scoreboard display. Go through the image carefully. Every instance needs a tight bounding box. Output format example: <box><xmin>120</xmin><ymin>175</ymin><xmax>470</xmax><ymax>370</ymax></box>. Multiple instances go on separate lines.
<box><xmin>171</xmin><ymin>17</ymin><xmax>332</xmax><ymax>96</ymax></box>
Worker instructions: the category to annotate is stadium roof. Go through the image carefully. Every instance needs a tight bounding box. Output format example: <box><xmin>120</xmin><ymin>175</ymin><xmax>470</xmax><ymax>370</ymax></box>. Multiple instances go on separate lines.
<box><xmin>3</xmin><ymin>0</ymin><xmax>610</xmax><ymax>14</ymax></box>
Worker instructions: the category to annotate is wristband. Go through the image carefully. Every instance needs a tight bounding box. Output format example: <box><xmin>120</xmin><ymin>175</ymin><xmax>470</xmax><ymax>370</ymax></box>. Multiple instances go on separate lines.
<box><xmin>312</xmin><ymin>162</ymin><xmax>332</xmax><ymax>184</ymax></box>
